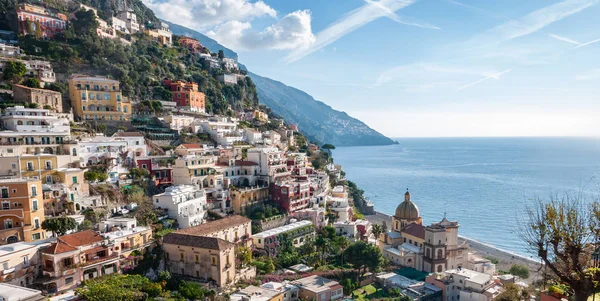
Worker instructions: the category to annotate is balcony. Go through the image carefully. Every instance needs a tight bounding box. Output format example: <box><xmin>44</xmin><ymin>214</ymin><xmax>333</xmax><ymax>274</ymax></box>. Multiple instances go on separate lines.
<box><xmin>0</xmin><ymin>267</ymin><xmax>15</xmax><ymax>275</ymax></box>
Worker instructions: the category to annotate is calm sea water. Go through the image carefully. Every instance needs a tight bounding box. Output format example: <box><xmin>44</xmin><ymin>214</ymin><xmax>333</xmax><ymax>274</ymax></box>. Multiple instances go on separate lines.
<box><xmin>333</xmin><ymin>137</ymin><xmax>600</xmax><ymax>257</ymax></box>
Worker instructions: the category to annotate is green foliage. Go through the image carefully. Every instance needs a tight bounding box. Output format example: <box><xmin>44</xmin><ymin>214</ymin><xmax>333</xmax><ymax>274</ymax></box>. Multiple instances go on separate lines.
<box><xmin>509</xmin><ymin>264</ymin><xmax>530</xmax><ymax>279</ymax></box>
<box><xmin>84</xmin><ymin>171</ymin><xmax>108</xmax><ymax>182</ymax></box>
<box><xmin>75</xmin><ymin>274</ymin><xmax>159</xmax><ymax>301</ymax></box>
<box><xmin>236</xmin><ymin>246</ymin><xmax>253</xmax><ymax>267</ymax></box>
<box><xmin>152</xmin><ymin>86</ymin><xmax>172</xmax><ymax>101</ymax></box>
<box><xmin>45</xmin><ymin>82</ymin><xmax>67</xmax><ymax>94</ymax></box>
<box><xmin>495</xmin><ymin>283</ymin><xmax>522</xmax><ymax>301</ymax></box>
<box><xmin>41</xmin><ymin>217</ymin><xmax>77</xmax><ymax>237</ymax></box>
<box><xmin>72</xmin><ymin>9</ymin><xmax>99</xmax><ymax>37</ymax></box>
<box><xmin>245</xmin><ymin>203</ymin><xmax>281</xmax><ymax>220</ymax></box>
<box><xmin>21</xmin><ymin>77</ymin><xmax>41</xmax><ymax>88</ymax></box>
<box><xmin>80</xmin><ymin>219</ymin><xmax>94</xmax><ymax>230</ymax></box>
<box><xmin>178</xmin><ymin>281</ymin><xmax>208</xmax><ymax>300</ymax></box>
<box><xmin>129</xmin><ymin>168</ymin><xmax>150</xmax><ymax>180</ymax></box>
<box><xmin>484</xmin><ymin>256</ymin><xmax>499</xmax><ymax>264</ymax></box>
<box><xmin>2</xmin><ymin>60</ymin><xmax>27</xmax><ymax>81</ymax></box>
<box><xmin>322</xmin><ymin>143</ymin><xmax>336</xmax><ymax>150</ymax></box>
<box><xmin>344</xmin><ymin>241</ymin><xmax>384</xmax><ymax>277</ymax></box>
<box><xmin>207</xmin><ymin>210</ymin><xmax>223</xmax><ymax>220</ymax></box>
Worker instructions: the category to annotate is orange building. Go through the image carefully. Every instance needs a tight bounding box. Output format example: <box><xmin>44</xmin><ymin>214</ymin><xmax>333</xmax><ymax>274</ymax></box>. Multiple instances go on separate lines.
<box><xmin>16</xmin><ymin>4</ymin><xmax>67</xmax><ymax>39</ymax></box>
<box><xmin>0</xmin><ymin>179</ymin><xmax>46</xmax><ymax>244</ymax></box>
<box><xmin>179</xmin><ymin>37</ymin><xmax>204</xmax><ymax>54</ymax></box>
<box><xmin>163</xmin><ymin>80</ymin><xmax>206</xmax><ymax>113</ymax></box>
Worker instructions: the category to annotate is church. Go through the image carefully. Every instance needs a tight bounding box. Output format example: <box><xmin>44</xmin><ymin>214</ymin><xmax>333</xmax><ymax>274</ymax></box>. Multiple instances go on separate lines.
<box><xmin>380</xmin><ymin>190</ymin><xmax>468</xmax><ymax>273</ymax></box>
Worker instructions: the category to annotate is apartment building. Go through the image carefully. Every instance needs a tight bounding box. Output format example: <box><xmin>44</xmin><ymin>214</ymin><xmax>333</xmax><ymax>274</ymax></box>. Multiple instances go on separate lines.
<box><xmin>68</xmin><ymin>75</ymin><xmax>132</xmax><ymax>121</ymax></box>
<box><xmin>12</xmin><ymin>85</ymin><xmax>62</xmax><ymax>112</ymax></box>
<box><xmin>145</xmin><ymin>22</ymin><xmax>172</xmax><ymax>46</ymax></box>
<box><xmin>0</xmin><ymin>58</ymin><xmax>56</xmax><ymax>86</ymax></box>
<box><xmin>426</xmin><ymin>268</ymin><xmax>504</xmax><ymax>301</ymax></box>
<box><xmin>164</xmin><ymin>114</ymin><xmax>196</xmax><ymax>132</ymax></box>
<box><xmin>116</xmin><ymin>10</ymin><xmax>140</xmax><ymax>33</ymax></box>
<box><xmin>178</xmin><ymin>37</ymin><xmax>204</xmax><ymax>54</ymax></box>
<box><xmin>230</xmin><ymin>185</ymin><xmax>269</xmax><ymax>214</ymax></box>
<box><xmin>0</xmin><ymin>240</ymin><xmax>49</xmax><ymax>286</ymax></box>
<box><xmin>215</xmin><ymin>158</ymin><xmax>260</xmax><ymax>187</ymax></box>
<box><xmin>291</xmin><ymin>275</ymin><xmax>343</xmax><ymax>301</ymax></box>
<box><xmin>16</xmin><ymin>4</ymin><xmax>67</xmax><ymax>39</ymax></box>
<box><xmin>40</xmin><ymin>230</ymin><xmax>119</xmax><ymax>293</ymax></box>
<box><xmin>153</xmin><ymin>185</ymin><xmax>207</xmax><ymax>228</ymax></box>
<box><xmin>247</xmin><ymin>147</ymin><xmax>290</xmax><ymax>182</ymax></box>
<box><xmin>162</xmin><ymin>233</ymin><xmax>235</xmax><ymax>287</ymax></box>
<box><xmin>252</xmin><ymin>220</ymin><xmax>315</xmax><ymax>257</ymax></box>
<box><xmin>0</xmin><ymin>179</ymin><xmax>46</xmax><ymax>244</ymax></box>
<box><xmin>175</xmin><ymin>215</ymin><xmax>252</xmax><ymax>246</ymax></box>
<box><xmin>97</xmin><ymin>218</ymin><xmax>154</xmax><ymax>270</ymax></box>
<box><xmin>163</xmin><ymin>80</ymin><xmax>206</xmax><ymax>112</ymax></box>
<box><xmin>270</xmin><ymin>179</ymin><xmax>310</xmax><ymax>213</ymax></box>
<box><xmin>230</xmin><ymin>285</ymin><xmax>284</xmax><ymax>301</ymax></box>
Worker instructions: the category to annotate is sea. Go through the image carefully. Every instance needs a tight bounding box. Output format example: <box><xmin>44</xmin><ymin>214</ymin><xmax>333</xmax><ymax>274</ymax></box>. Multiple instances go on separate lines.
<box><xmin>333</xmin><ymin>137</ymin><xmax>600</xmax><ymax>258</ymax></box>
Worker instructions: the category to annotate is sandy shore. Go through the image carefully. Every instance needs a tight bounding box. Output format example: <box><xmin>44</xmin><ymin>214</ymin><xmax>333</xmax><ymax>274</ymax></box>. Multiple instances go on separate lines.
<box><xmin>366</xmin><ymin>212</ymin><xmax>542</xmax><ymax>282</ymax></box>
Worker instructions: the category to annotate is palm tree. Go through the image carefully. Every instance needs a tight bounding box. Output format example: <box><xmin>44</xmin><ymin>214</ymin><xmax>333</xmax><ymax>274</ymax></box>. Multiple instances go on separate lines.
<box><xmin>315</xmin><ymin>235</ymin><xmax>331</xmax><ymax>266</ymax></box>
<box><xmin>372</xmin><ymin>224</ymin><xmax>384</xmax><ymax>242</ymax></box>
<box><xmin>333</xmin><ymin>236</ymin><xmax>350</xmax><ymax>265</ymax></box>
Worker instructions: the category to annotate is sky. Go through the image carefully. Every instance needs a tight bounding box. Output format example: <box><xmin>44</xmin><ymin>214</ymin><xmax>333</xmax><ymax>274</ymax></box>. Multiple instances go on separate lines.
<box><xmin>144</xmin><ymin>0</ymin><xmax>600</xmax><ymax>138</ymax></box>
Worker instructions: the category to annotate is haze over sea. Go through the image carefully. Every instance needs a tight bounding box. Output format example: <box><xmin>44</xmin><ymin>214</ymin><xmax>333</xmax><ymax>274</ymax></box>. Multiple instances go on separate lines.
<box><xmin>334</xmin><ymin>137</ymin><xmax>600</xmax><ymax>257</ymax></box>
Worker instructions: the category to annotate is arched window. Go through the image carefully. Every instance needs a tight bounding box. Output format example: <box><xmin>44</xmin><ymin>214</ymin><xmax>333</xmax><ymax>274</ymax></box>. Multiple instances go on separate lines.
<box><xmin>17</xmin><ymin>120</ymin><xmax>23</xmax><ymax>125</ymax></box>
<box><xmin>437</xmin><ymin>265</ymin><xmax>443</xmax><ymax>272</ymax></box>
<box><xmin>437</xmin><ymin>249</ymin><xmax>443</xmax><ymax>259</ymax></box>
<box><xmin>426</xmin><ymin>248</ymin><xmax>431</xmax><ymax>258</ymax></box>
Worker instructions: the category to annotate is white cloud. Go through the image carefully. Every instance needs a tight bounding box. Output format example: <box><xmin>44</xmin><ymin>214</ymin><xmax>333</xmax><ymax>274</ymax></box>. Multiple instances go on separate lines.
<box><xmin>456</xmin><ymin>69</ymin><xmax>512</xmax><ymax>90</ymax></box>
<box><xmin>206</xmin><ymin>10</ymin><xmax>315</xmax><ymax>51</ymax></box>
<box><xmin>143</xmin><ymin>0</ymin><xmax>276</xmax><ymax>30</ymax></box>
<box><xmin>548</xmin><ymin>33</ymin><xmax>580</xmax><ymax>45</ymax></box>
<box><xmin>284</xmin><ymin>0</ymin><xmax>420</xmax><ymax>63</ymax></box>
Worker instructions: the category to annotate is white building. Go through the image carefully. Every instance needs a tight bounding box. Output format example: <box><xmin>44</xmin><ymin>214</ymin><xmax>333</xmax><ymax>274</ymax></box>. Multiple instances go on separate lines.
<box><xmin>262</xmin><ymin>131</ymin><xmax>280</xmax><ymax>145</ymax></box>
<box><xmin>164</xmin><ymin>114</ymin><xmax>196</xmax><ymax>132</ymax></box>
<box><xmin>244</xmin><ymin>128</ymin><xmax>263</xmax><ymax>144</ymax></box>
<box><xmin>0</xmin><ymin>283</ymin><xmax>45</xmax><ymax>301</ymax></box>
<box><xmin>116</xmin><ymin>10</ymin><xmax>139</xmax><ymax>33</ymax></box>
<box><xmin>333</xmin><ymin>219</ymin><xmax>371</xmax><ymax>241</ymax></box>
<box><xmin>153</xmin><ymin>185</ymin><xmax>207</xmax><ymax>228</ymax></box>
<box><xmin>78</xmin><ymin>132</ymin><xmax>146</xmax><ymax>180</ymax></box>
<box><xmin>1</xmin><ymin>106</ymin><xmax>70</xmax><ymax>133</ymax></box>
<box><xmin>326</xmin><ymin>195</ymin><xmax>353</xmax><ymax>223</ymax></box>
<box><xmin>247</xmin><ymin>147</ymin><xmax>289</xmax><ymax>182</ymax></box>
<box><xmin>222</xmin><ymin>58</ymin><xmax>238</xmax><ymax>71</ymax></box>
<box><xmin>252</xmin><ymin>220</ymin><xmax>315</xmax><ymax>252</ymax></box>
<box><xmin>427</xmin><ymin>268</ymin><xmax>504</xmax><ymax>301</ymax></box>
<box><xmin>199</xmin><ymin>117</ymin><xmax>244</xmax><ymax>146</ymax></box>
<box><xmin>0</xmin><ymin>43</ymin><xmax>22</xmax><ymax>56</ymax></box>
<box><xmin>466</xmin><ymin>253</ymin><xmax>497</xmax><ymax>275</ymax></box>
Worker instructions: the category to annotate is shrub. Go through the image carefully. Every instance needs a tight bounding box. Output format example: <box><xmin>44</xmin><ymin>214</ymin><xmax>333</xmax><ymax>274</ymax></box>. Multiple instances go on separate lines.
<box><xmin>508</xmin><ymin>264</ymin><xmax>529</xmax><ymax>279</ymax></box>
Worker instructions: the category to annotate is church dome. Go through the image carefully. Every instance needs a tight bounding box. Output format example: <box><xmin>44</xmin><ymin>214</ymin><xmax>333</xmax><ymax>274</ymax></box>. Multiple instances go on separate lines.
<box><xmin>395</xmin><ymin>191</ymin><xmax>420</xmax><ymax>220</ymax></box>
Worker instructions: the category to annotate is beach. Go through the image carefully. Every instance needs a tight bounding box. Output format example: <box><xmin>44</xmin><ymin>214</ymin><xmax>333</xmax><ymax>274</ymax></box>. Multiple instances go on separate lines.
<box><xmin>365</xmin><ymin>212</ymin><xmax>543</xmax><ymax>282</ymax></box>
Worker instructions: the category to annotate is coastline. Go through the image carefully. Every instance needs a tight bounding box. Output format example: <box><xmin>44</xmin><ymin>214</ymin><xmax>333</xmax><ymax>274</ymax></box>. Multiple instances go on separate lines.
<box><xmin>365</xmin><ymin>211</ymin><xmax>542</xmax><ymax>282</ymax></box>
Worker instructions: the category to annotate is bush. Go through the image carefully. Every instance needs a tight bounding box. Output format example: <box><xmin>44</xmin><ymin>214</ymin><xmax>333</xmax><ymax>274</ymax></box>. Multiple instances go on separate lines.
<box><xmin>508</xmin><ymin>264</ymin><xmax>529</xmax><ymax>279</ymax></box>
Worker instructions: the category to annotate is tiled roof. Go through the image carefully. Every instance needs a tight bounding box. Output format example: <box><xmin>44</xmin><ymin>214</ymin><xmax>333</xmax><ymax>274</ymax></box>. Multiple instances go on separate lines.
<box><xmin>235</xmin><ymin>160</ymin><xmax>258</xmax><ymax>166</ymax></box>
<box><xmin>162</xmin><ymin>233</ymin><xmax>234</xmax><ymax>250</ymax></box>
<box><xmin>176</xmin><ymin>215</ymin><xmax>251</xmax><ymax>236</ymax></box>
<box><xmin>113</xmin><ymin>132</ymin><xmax>144</xmax><ymax>137</ymax></box>
<box><xmin>402</xmin><ymin>223</ymin><xmax>425</xmax><ymax>239</ymax></box>
<box><xmin>43</xmin><ymin>242</ymin><xmax>77</xmax><ymax>254</ymax></box>
<box><xmin>58</xmin><ymin>230</ymin><xmax>104</xmax><ymax>247</ymax></box>
<box><xmin>180</xmin><ymin>143</ymin><xmax>201</xmax><ymax>149</ymax></box>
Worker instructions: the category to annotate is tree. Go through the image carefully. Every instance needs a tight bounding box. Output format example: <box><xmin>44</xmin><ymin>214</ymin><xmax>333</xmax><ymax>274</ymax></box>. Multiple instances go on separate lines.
<box><xmin>152</xmin><ymin>86</ymin><xmax>172</xmax><ymax>101</ymax></box>
<box><xmin>178</xmin><ymin>281</ymin><xmax>207</xmax><ymax>300</ymax></box>
<box><xmin>519</xmin><ymin>196</ymin><xmax>600</xmax><ymax>301</ymax></box>
<box><xmin>42</xmin><ymin>217</ymin><xmax>77</xmax><ymax>237</ymax></box>
<box><xmin>236</xmin><ymin>246</ymin><xmax>252</xmax><ymax>267</ymax></box>
<box><xmin>218</xmin><ymin>49</ymin><xmax>224</xmax><ymax>59</ymax></box>
<box><xmin>72</xmin><ymin>9</ymin><xmax>99</xmax><ymax>36</ymax></box>
<box><xmin>3</xmin><ymin>60</ymin><xmax>27</xmax><ymax>81</ymax></box>
<box><xmin>22</xmin><ymin>77</ymin><xmax>41</xmax><ymax>88</ymax></box>
<box><xmin>322</xmin><ymin>143</ymin><xmax>336</xmax><ymax>150</ymax></box>
<box><xmin>372</xmin><ymin>224</ymin><xmax>384</xmax><ymax>241</ymax></box>
<box><xmin>129</xmin><ymin>168</ymin><xmax>150</xmax><ymax>180</ymax></box>
<box><xmin>80</xmin><ymin>219</ymin><xmax>94</xmax><ymax>230</ymax></box>
<box><xmin>509</xmin><ymin>264</ymin><xmax>530</xmax><ymax>279</ymax></box>
<box><xmin>344</xmin><ymin>241</ymin><xmax>384</xmax><ymax>281</ymax></box>
<box><xmin>75</xmin><ymin>274</ymin><xmax>157</xmax><ymax>301</ymax></box>
<box><xmin>495</xmin><ymin>283</ymin><xmax>521</xmax><ymax>301</ymax></box>
<box><xmin>264</xmin><ymin>257</ymin><xmax>275</xmax><ymax>274</ymax></box>
<box><xmin>96</xmin><ymin>124</ymin><xmax>107</xmax><ymax>134</ymax></box>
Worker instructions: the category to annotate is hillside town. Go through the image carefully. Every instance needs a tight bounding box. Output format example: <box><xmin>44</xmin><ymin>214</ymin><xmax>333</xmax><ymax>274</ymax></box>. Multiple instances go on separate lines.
<box><xmin>0</xmin><ymin>1</ymin><xmax>591</xmax><ymax>301</ymax></box>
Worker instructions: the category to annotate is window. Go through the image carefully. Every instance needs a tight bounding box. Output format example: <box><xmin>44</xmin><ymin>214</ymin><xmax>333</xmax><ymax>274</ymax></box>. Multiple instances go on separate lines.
<box><xmin>7</xmin><ymin>149</ymin><xmax>13</xmax><ymax>154</ymax></box>
<box><xmin>27</xmin><ymin>162</ymin><xmax>34</xmax><ymax>171</ymax></box>
<box><xmin>82</xmin><ymin>106</ymin><xmax>86</xmax><ymax>111</ymax></box>
<box><xmin>123</xmin><ymin>106</ymin><xmax>128</xmax><ymax>113</ymax></box>
<box><xmin>211</xmin><ymin>257</ymin><xmax>216</xmax><ymax>266</ymax></box>
<box><xmin>1</xmin><ymin>188</ymin><xmax>8</xmax><ymax>198</ymax></box>
<box><xmin>32</xmin><ymin>200</ymin><xmax>38</xmax><ymax>211</ymax></box>
<box><xmin>31</xmin><ymin>185</ymin><xmax>37</xmax><ymax>196</ymax></box>
<box><xmin>32</xmin><ymin>233</ymin><xmax>41</xmax><ymax>240</ymax></box>
<box><xmin>22</xmin><ymin>256</ymin><xmax>29</xmax><ymax>266</ymax></box>
<box><xmin>4</xmin><ymin>219</ymin><xmax>13</xmax><ymax>229</ymax></box>
<box><xmin>196</xmin><ymin>271</ymin><xmax>200</xmax><ymax>278</ymax></box>
<box><xmin>65</xmin><ymin>277</ymin><xmax>74</xmax><ymax>284</ymax></box>
<box><xmin>195</xmin><ymin>255</ymin><xmax>199</xmax><ymax>263</ymax></box>
<box><xmin>180</xmin><ymin>253</ymin><xmax>184</xmax><ymax>261</ymax></box>
<box><xmin>2</xmin><ymin>201</ymin><xmax>9</xmax><ymax>210</ymax></box>
<box><xmin>104</xmin><ymin>93</ymin><xmax>110</xmax><ymax>100</ymax></box>
<box><xmin>34</xmin><ymin>218</ymin><xmax>40</xmax><ymax>229</ymax></box>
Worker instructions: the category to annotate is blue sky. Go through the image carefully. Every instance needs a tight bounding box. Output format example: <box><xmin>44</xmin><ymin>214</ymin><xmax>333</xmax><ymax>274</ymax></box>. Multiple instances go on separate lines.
<box><xmin>145</xmin><ymin>0</ymin><xmax>600</xmax><ymax>137</ymax></box>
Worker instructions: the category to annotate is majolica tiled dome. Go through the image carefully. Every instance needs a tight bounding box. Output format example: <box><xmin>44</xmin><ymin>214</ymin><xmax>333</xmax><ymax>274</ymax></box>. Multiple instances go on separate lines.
<box><xmin>395</xmin><ymin>191</ymin><xmax>420</xmax><ymax>220</ymax></box>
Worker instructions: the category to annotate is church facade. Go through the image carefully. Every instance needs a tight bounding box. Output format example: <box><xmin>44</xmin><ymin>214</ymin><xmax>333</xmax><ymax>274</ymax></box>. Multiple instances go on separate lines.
<box><xmin>381</xmin><ymin>191</ymin><xmax>468</xmax><ymax>273</ymax></box>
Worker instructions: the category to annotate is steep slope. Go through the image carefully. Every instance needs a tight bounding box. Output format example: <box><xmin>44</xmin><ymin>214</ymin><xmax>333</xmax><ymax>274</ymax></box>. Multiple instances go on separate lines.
<box><xmin>249</xmin><ymin>73</ymin><xmax>396</xmax><ymax>146</ymax></box>
<box><xmin>162</xmin><ymin>21</ymin><xmax>396</xmax><ymax>146</ymax></box>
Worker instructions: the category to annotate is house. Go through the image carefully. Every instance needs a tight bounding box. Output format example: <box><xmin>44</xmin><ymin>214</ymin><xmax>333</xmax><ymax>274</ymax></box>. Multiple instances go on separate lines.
<box><xmin>375</xmin><ymin>272</ymin><xmax>442</xmax><ymax>300</ymax></box>
<box><xmin>0</xmin><ymin>58</ymin><xmax>55</xmax><ymax>86</ymax></box>
<box><xmin>425</xmin><ymin>268</ymin><xmax>504</xmax><ymax>301</ymax></box>
<box><xmin>291</xmin><ymin>275</ymin><xmax>343</xmax><ymax>301</ymax></box>
<box><xmin>244</xmin><ymin>128</ymin><xmax>263</xmax><ymax>144</ymax></box>
<box><xmin>333</xmin><ymin>219</ymin><xmax>371</xmax><ymax>241</ymax></box>
<box><xmin>262</xmin><ymin>131</ymin><xmax>280</xmax><ymax>145</ymax></box>
<box><xmin>230</xmin><ymin>285</ymin><xmax>283</xmax><ymax>301</ymax></box>
<box><xmin>98</xmin><ymin>218</ymin><xmax>154</xmax><ymax>271</ymax></box>
<box><xmin>252</xmin><ymin>220</ymin><xmax>315</xmax><ymax>257</ymax></box>
<box><xmin>0</xmin><ymin>240</ymin><xmax>49</xmax><ymax>286</ymax></box>
<box><xmin>0</xmin><ymin>107</ymin><xmax>71</xmax><ymax>146</ymax></box>
<box><xmin>163</xmin><ymin>114</ymin><xmax>196</xmax><ymax>132</ymax></box>
<box><xmin>163</xmin><ymin>80</ymin><xmax>206</xmax><ymax>113</ymax></box>
<box><xmin>16</xmin><ymin>4</ymin><xmax>67</xmax><ymax>39</ymax></box>
<box><xmin>178</xmin><ymin>37</ymin><xmax>204</xmax><ymax>54</ymax></box>
<box><xmin>68</xmin><ymin>75</ymin><xmax>132</xmax><ymax>121</ymax></box>
<box><xmin>215</xmin><ymin>158</ymin><xmax>261</xmax><ymax>188</ymax></box>
<box><xmin>230</xmin><ymin>185</ymin><xmax>269</xmax><ymax>214</ymax></box>
<box><xmin>199</xmin><ymin>117</ymin><xmax>244</xmax><ymax>145</ymax></box>
<box><xmin>116</xmin><ymin>10</ymin><xmax>139</xmax><ymax>33</ymax></box>
<box><xmin>145</xmin><ymin>22</ymin><xmax>172</xmax><ymax>46</ymax></box>
<box><xmin>136</xmin><ymin>156</ymin><xmax>174</xmax><ymax>187</ymax></box>
<box><xmin>162</xmin><ymin>233</ymin><xmax>235</xmax><ymax>287</ymax></box>
<box><xmin>40</xmin><ymin>230</ymin><xmax>120</xmax><ymax>293</ymax></box>
<box><xmin>174</xmin><ymin>143</ymin><xmax>214</xmax><ymax>157</ymax></box>
<box><xmin>247</xmin><ymin>147</ymin><xmax>290</xmax><ymax>182</ymax></box>
<box><xmin>222</xmin><ymin>58</ymin><xmax>238</xmax><ymax>71</ymax></box>
<box><xmin>153</xmin><ymin>185</ymin><xmax>207</xmax><ymax>228</ymax></box>
<box><xmin>12</xmin><ymin>85</ymin><xmax>62</xmax><ymax>112</ymax></box>
<box><xmin>0</xmin><ymin>283</ymin><xmax>45</xmax><ymax>301</ymax></box>
<box><xmin>290</xmin><ymin>207</ymin><xmax>328</xmax><ymax>229</ymax></box>
<box><xmin>217</xmin><ymin>74</ymin><xmax>246</xmax><ymax>85</ymax></box>
<box><xmin>0</xmin><ymin>43</ymin><xmax>21</xmax><ymax>56</ymax></box>
<box><xmin>0</xmin><ymin>179</ymin><xmax>46</xmax><ymax>244</ymax></box>
<box><xmin>466</xmin><ymin>252</ymin><xmax>497</xmax><ymax>275</ymax></box>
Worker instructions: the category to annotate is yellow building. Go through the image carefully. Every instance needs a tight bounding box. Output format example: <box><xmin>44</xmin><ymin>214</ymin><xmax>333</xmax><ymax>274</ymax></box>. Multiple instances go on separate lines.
<box><xmin>68</xmin><ymin>75</ymin><xmax>132</xmax><ymax>121</ymax></box>
<box><xmin>0</xmin><ymin>178</ymin><xmax>46</xmax><ymax>244</ymax></box>
<box><xmin>231</xmin><ymin>186</ymin><xmax>269</xmax><ymax>214</ymax></box>
<box><xmin>19</xmin><ymin>154</ymin><xmax>58</xmax><ymax>181</ymax></box>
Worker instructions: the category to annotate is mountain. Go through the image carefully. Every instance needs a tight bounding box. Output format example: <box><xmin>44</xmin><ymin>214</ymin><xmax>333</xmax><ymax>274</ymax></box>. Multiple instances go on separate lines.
<box><xmin>165</xmin><ymin>22</ymin><xmax>396</xmax><ymax>146</ymax></box>
<box><xmin>248</xmin><ymin>73</ymin><xmax>396</xmax><ymax>146</ymax></box>
<box><xmin>161</xmin><ymin>20</ymin><xmax>238</xmax><ymax>61</ymax></box>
